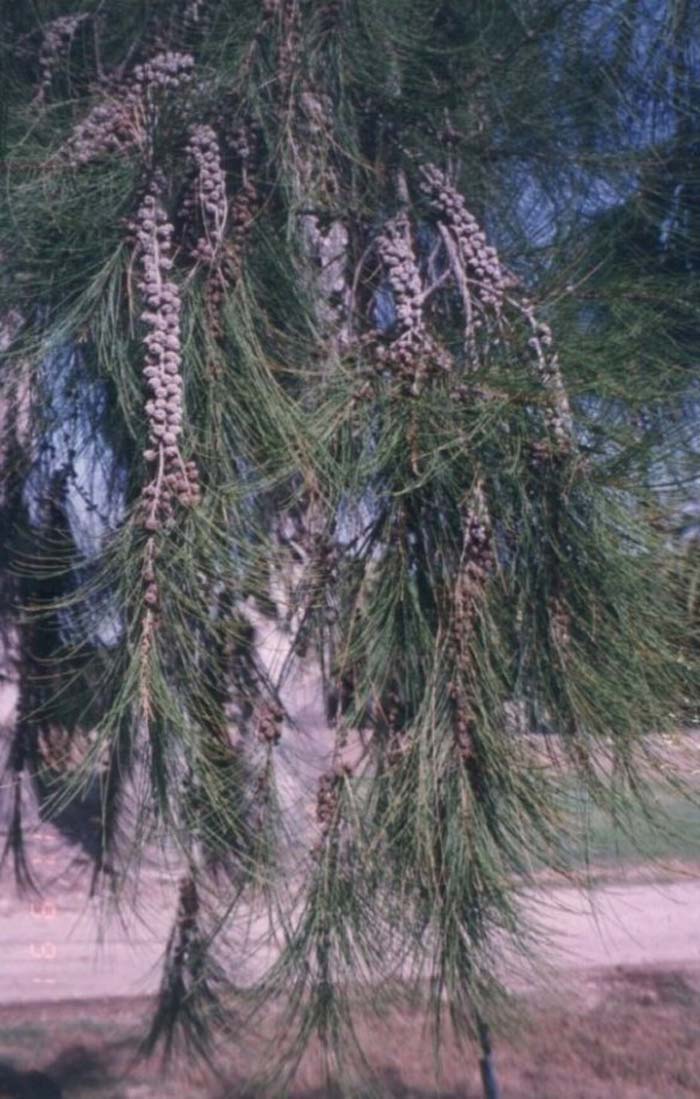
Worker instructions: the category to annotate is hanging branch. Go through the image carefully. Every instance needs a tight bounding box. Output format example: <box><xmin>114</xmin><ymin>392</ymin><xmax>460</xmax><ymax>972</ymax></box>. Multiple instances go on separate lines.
<box><xmin>134</xmin><ymin>179</ymin><xmax>201</xmax><ymax>529</ymax></box>
<box><xmin>2</xmin><ymin>4</ymin><xmax>698</xmax><ymax>1094</ymax></box>
<box><xmin>450</xmin><ymin>482</ymin><xmax>494</xmax><ymax>763</ymax></box>
<box><xmin>141</xmin><ymin>869</ymin><xmax>227</xmax><ymax>1060</ymax></box>
<box><xmin>0</xmin><ymin>322</ymin><xmax>37</xmax><ymax>893</ymax></box>
<box><xmin>509</xmin><ymin>296</ymin><xmax>574</xmax><ymax>449</ymax></box>
<box><xmin>127</xmin><ymin>175</ymin><xmax>202</xmax><ymax>753</ymax></box>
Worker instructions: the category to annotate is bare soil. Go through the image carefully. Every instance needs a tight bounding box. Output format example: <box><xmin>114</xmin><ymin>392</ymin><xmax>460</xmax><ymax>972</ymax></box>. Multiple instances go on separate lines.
<box><xmin>2</xmin><ymin>729</ymin><xmax>700</xmax><ymax>1095</ymax></box>
<box><xmin>1</xmin><ymin>964</ymin><xmax>700</xmax><ymax>1097</ymax></box>
<box><xmin>2</xmin><ymin>863</ymin><xmax>700</xmax><ymax>1096</ymax></box>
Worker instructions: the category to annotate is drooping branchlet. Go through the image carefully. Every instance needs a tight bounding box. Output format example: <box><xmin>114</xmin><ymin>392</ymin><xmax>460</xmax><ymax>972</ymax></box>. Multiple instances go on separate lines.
<box><xmin>382</xmin><ymin>687</ymin><xmax>410</xmax><ymax>767</ymax></box>
<box><xmin>549</xmin><ymin>596</ymin><xmax>572</xmax><ymax>651</ymax></box>
<box><xmin>450</xmin><ymin>483</ymin><xmax>494</xmax><ymax>762</ymax></box>
<box><xmin>517</xmin><ymin>298</ymin><xmax>573</xmax><ymax>447</ymax></box>
<box><xmin>228</xmin><ymin>125</ymin><xmax>261</xmax><ymax>279</ymax></box>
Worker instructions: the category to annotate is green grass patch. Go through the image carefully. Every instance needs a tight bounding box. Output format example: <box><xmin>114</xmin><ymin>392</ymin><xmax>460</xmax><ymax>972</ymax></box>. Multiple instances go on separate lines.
<box><xmin>565</xmin><ymin>784</ymin><xmax>700</xmax><ymax>870</ymax></box>
<box><xmin>0</xmin><ymin>1025</ymin><xmax>46</xmax><ymax>1047</ymax></box>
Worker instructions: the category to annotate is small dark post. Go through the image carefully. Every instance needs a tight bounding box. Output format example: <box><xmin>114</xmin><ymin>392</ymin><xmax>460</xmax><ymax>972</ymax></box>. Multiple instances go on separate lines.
<box><xmin>476</xmin><ymin>1014</ymin><xmax>500</xmax><ymax>1099</ymax></box>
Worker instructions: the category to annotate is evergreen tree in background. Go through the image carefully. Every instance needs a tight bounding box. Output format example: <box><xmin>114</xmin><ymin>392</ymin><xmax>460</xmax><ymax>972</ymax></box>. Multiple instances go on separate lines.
<box><xmin>1</xmin><ymin>2</ymin><xmax>699</xmax><ymax>1093</ymax></box>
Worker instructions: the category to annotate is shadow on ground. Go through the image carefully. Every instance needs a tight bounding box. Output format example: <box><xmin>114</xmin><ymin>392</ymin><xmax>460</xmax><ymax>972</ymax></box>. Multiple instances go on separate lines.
<box><xmin>0</xmin><ymin>1060</ymin><xmax>64</xmax><ymax>1098</ymax></box>
<box><xmin>1</xmin><ymin>967</ymin><xmax>700</xmax><ymax>1098</ymax></box>
<box><xmin>0</xmin><ymin>1039</ymin><xmax>139</xmax><ymax>1099</ymax></box>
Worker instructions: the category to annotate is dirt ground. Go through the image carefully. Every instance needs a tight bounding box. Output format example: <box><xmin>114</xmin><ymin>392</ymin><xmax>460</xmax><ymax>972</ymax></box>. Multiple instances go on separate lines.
<box><xmin>2</xmin><ymin>728</ymin><xmax>700</xmax><ymax>1095</ymax></box>
<box><xmin>1</xmin><ymin>963</ymin><xmax>700</xmax><ymax>1098</ymax></box>
<box><xmin>2</xmin><ymin>865</ymin><xmax>700</xmax><ymax>1096</ymax></box>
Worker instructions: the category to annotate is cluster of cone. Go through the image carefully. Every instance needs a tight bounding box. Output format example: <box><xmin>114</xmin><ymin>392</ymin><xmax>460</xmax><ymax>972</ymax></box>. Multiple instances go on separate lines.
<box><xmin>421</xmin><ymin>163</ymin><xmax>572</xmax><ymax>446</ymax></box>
<box><xmin>60</xmin><ymin>51</ymin><xmax>194</xmax><ymax>166</ymax></box>
<box><xmin>315</xmin><ymin>768</ymin><xmax>342</xmax><ymax>838</ymax></box>
<box><xmin>228</xmin><ymin>126</ymin><xmax>260</xmax><ymax>279</ymax></box>
<box><xmin>132</xmin><ymin>50</ymin><xmax>195</xmax><ymax>93</ymax></box>
<box><xmin>34</xmin><ymin>14</ymin><xmax>87</xmax><ymax>104</ymax></box>
<box><xmin>255</xmin><ymin>702</ymin><xmax>284</xmax><ymax>746</ymax></box>
<box><xmin>134</xmin><ymin>179</ymin><xmax>201</xmax><ymax>568</ymax></box>
<box><xmin>450</xmin><ymin>485</ymin><xmax>494</xmax><ymax>762</ymax></box>
<box><xmin>376</xmin><ymin>213</ymin><xmax>451</xmax><ymax>390</ymax></box>
<box><xmin>185</xmin><ymin>124</ymin><xmax>229</xmax><ymax>264</ymax></box>
<box><xmin>419</xmin><ymin>162</ymin><xmax>519</xmax><ymax>314</ymax></box>
<box><xmin>519</xmin><ymin>298</ymin><xmax>573</xmax><ymax>447</ymax></box>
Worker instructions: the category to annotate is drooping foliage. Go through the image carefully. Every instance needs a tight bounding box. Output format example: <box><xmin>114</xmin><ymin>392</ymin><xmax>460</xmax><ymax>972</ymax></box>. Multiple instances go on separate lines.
<box><xmin>1</xmin><ymin>0</ymin><xmax>699</xmax><ymax>1088</ymax></box>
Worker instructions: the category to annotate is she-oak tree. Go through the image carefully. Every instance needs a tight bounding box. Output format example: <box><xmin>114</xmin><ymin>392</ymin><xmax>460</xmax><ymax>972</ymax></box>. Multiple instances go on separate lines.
<box><xmin>1</xmin><ymin>1</ymin><xmax>698</xmax><ymax>1093</ymax></box>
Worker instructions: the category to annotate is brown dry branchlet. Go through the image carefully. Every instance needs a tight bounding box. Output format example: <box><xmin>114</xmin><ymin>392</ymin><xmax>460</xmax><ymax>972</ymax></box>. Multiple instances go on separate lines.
<box><xmin>249</xmin><ymin>754</ymin><xmax>276</xmax><ymax>839</ymax></box>
<box><xmin>383</xmin><ymin>687</ymin><xmax>410</xmax><ymax>767</ymax></box>
<box><xmin>183</xmin><ymin>0</ymin><xmax>207</xmax><ymax>27</ymax></box>
<box><xmin>34</xmin><ymin>14</ymin><xmax>88</xmax><ymax>105</ymax></box>
<box><xmin>252</xmin><ymin>1</ymin><xmax>301</xmax><ymax>89</ymax></box>
<box><xmin>37</xmin><ymin>725</ymin><xmax>108</xmax><ymax>776</ymax></box>
<box><xmin>228</xmin><ymin>182</ymin><xmax>258</xmax><ymax>272</ymax></box>
<box><xmin>277</xmin><ymin>0</ymin><xmax>302</xmax><ymax>89</ymax></box>
<box><xmin>171</xmin><ymin>872</ymin><xmax>200</xmax><ymax>970</ymax></box>
<box><xmin>449</xmin><ymin>483</ymin><xmax>494</xmax><ymax>762</ymax></box>
<box><xmin>305</xmin><ymin>530</ymin><xmax>339</xmax><ymax>613</ymax></box>
<box><xmin>313</xmin><ymin>759</ymin><xmax>353</xmax><ymax>859</ymax></box>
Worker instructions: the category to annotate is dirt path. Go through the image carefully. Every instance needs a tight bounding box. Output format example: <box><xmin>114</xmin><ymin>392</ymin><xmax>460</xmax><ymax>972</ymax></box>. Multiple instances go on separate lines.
<box><xmin>2</xmin><ymin>829</ymin><xmax>700</xmax><ymax>1098</ymax></box>
<box><xmin>2</xmin><ymin>824</ymin><xmax>700</xmax><ymax>1005</ymax></box>
<box><xmin>534</xmin><ymin>873</ymin><xmax>700</xmax><ymax>972</ymax></box>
